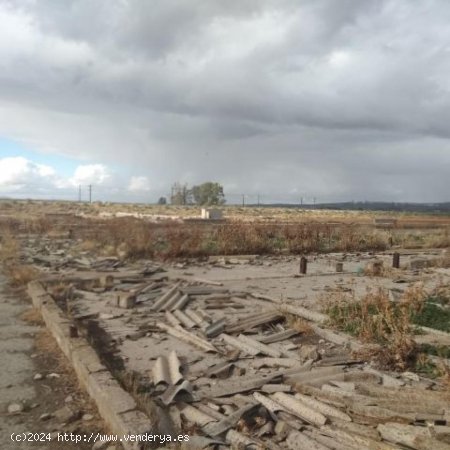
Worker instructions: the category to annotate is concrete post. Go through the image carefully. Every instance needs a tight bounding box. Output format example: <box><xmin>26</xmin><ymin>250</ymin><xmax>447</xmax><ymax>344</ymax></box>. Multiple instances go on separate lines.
<box><xmin>300</xmin><ymin>257</ymin><xmax>307</xmax><ymax>274</ymax></box>
<box><xmin>393</xmin><ymin>252</ymin><xmax>400</xmax><ymax>269</ymax></box>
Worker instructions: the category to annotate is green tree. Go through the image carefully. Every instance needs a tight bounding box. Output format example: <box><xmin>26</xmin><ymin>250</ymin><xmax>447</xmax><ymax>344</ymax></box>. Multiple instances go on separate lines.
<box><xmin>191</xmin><ymin>182</ymin><xmax>225</xmax><ymax>206</ymax></box>
<box><xmin>157</xmin><ymin>196</ymin><xmax>167</xmax><ymax>205</ymax></box>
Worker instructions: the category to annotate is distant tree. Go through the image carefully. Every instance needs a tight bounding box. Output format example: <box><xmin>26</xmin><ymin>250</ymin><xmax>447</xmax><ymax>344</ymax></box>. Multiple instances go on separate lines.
<box><xmin>170</xmin><ymin>183</ymin><xmax>192</xmax><ymax>205</ymax></box>
<box><xmin>157</xmin><ymin>196</ymin><xmax>167</xmax><ymax>205</ymax></box>
<box><xmin>191</xmin><ymin>182</ymin><xmax>225</xmax><ymax>206</ymax></box>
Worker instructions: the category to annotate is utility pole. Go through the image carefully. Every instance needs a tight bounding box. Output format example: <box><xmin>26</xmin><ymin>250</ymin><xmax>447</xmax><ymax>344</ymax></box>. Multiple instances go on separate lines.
<box><xmin>88</xmin><ymin>184</ymin><xmax>92</xmax><ymax>203</ymax></box>
<box><xmin>242</xmin><ymin>194</ymin><xmax>245</xmax><ymax>207</ymax></box>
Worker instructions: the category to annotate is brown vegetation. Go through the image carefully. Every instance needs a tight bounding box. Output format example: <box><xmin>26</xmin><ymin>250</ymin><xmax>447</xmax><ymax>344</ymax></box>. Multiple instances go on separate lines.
<box><xmin>83</xmin><ymin>218</ymin><xmax>394</xmax><ymax>259</ymax></box>
<box><xmin>1</xmin><ymin>200</ymin><xmax>448</xmax><ymax>261</ymax></box>
<box><xmin>323</xmin><ymin>285</ymin><xmax>427</xmax><ymax>371</ymax></box>
<box><xmin>0</xmin><ymin>228</ymin><xmax>40</xmax><ymax>286</ymax></box>
<box><xmin>20</xmin><ymin>307</ymin><xmax>44</xmax><ymax>325</ymax></box>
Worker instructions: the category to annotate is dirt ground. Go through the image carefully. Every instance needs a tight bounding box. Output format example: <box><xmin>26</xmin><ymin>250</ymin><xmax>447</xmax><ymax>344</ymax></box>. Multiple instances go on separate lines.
<box><xmin>0</xmin><ymin>275</ymin><xmax>108</xmax><ymax>450</ymax></box>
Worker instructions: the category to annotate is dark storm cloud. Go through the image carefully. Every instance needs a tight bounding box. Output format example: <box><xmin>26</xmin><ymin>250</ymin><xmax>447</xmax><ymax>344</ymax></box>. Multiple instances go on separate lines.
<box><xmin>0</xmin><ymin>0</ymin><xmax>449</xmax><ymax>201</ymax></box>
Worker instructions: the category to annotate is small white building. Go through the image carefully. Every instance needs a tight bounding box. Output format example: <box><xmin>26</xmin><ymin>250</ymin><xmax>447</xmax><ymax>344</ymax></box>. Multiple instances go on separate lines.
<box><xmin>201</xmin><ymin>208</ymin><xmax>223</xmax><ymax>220</ymax></box>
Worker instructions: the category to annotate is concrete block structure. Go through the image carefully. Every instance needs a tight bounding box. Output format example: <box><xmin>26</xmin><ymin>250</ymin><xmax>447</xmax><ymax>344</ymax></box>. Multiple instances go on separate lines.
<box><xmin>201</xmin><ymin>208</ymin><xmax>223</xmax><ymax>220</ymax></box>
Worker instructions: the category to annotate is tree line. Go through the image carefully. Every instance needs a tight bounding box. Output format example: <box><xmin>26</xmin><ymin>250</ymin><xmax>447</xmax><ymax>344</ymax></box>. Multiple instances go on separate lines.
<box><xmin>158</xmin><ymin>182</ymin><xmax>225</xmax><ymax>206</ymax></box>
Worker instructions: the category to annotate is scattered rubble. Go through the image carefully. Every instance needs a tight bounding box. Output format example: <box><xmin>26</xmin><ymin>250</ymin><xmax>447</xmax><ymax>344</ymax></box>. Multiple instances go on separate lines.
<box><xmin>19</xmin><ymin>234</ymin><xmax>450</xmax><ymax>449</ymax></box>
<box><xmin>7</xmin><ymin>403</ymin><xmax>24</xmax><ymax>415</ymax></box>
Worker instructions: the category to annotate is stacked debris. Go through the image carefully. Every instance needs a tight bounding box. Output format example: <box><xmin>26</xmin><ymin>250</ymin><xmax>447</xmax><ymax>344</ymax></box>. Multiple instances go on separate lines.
<box><xmin>37</xmin><ymin>264</ymin><xmax>450</xmax><ymax>449</ymax></box>
<box><xmin>98</xmin><ymin>280</ymin><xmax>449</xmax><ymax>449</ymax></box>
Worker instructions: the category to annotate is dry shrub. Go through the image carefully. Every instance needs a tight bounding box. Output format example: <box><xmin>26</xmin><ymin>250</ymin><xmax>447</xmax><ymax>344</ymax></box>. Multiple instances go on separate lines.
<box><xmin>83</xmin><ymin>219</ymin><xmax>393</xmax><ymax>260</ymax></box>
<box><xmin>415</xmin><ymin>353</ymin><xmax>450</xmax><ymax>382</ymax></box>
<box><xmin>22</xmin><ymin>217</ymin><xmax>52</xmax><ymax>234</ymax></box>
<box><xmin>78</xmin><ymin>239</ymin><xmax>99</xmax><ymax>252</ymax></box>
<box><xmin>438</xmin><ymin>362</ymin><xmax>450</xmax><ymax>388</ymax></box>
<box><xmin>20</xmin><ymin>307</ymin><xmax>43</xmax><ymax>325</ymax></box>
<box><xmin>49</xmin><ymin>282</ymin><xmax>74</xmax><ymax>307</ymax></box>
<box><xmin>215</xmin><ymin>222</ymin><xmax>277</xmax><ymax>254</ymax></box>
<box><xmin>424</xmin><ymin>227</ymin><xmax>450</xmax><ymax>248</ymax></box>
<box><xmin>433</xmin><ymin>278</ymin><xmax>450</xmax><ymax>300</ymax></box>
<box><xmin>0</xmin><ymin>230</ymin><xmax>19</xmax><ymax>263</ymax></box>
<box><xmin>395</xmin><ymin>228</ymin><xmax>450</xmax><ymax>249</ymax></box>
<box><xmin>6</xmin><ymin>264</ymin><xmax>39</xmax><ymax>287</ymax></box>
<box><xmin>363</xmin><ymin>260</ymin><xmax>403</xmax><ymax>278</ymax></box>
<box><xmin>164</xmin><ymin>224</ymin><xmax>206</xmax><ymax>258</ymax></box>
<box><xmin>0</xmin><ymin>230</ymin><xmax>39</xmax><ymax>285</ymax></box>
<box><xmin>86</xmin><ymin>217</ymin><xmax>157</xmax><ymax>259</ymax></box>
<box><xmin>324</xmin><ymin>285</ymin><xmax>427</xmax><ymax>371</ymax></box>
<box><xmin>0</xmin><ymin>215</ymin><xmax>53</xmax><ymax>236</ymax></box>
<box><xmin>287</xmin><ymin>316</ymin><xmax>314</xmax><ymax>335</ymax></box>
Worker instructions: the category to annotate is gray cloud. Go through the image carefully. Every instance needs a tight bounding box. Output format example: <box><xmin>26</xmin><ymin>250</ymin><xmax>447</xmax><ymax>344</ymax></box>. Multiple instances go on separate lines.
<box><xmin>0</xmin><ymin>0</ymin><xmax>449</xmax><ymax>202</ymax></box>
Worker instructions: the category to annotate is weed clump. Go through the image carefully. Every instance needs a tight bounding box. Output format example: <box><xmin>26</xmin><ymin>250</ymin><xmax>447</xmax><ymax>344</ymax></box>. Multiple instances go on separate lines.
<box><xmin>324</xmin><ymin>286</ymin><xmax>427</xmax><ymax>371</ymax></box>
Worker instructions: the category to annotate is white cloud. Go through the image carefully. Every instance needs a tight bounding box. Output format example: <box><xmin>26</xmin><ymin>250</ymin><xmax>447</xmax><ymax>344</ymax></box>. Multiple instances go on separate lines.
<box><xmin>0</xmin><ymin>157</ymin><xmax>136</xmax><ymax>200</ymax></box>
<box><xmin>70</xmin><ymin>164</ymin><xmax>112</xmax><ymax>186</ymax></box>
<box><xmin>128</xmin><ymin>175</ymin><xmax>151</xmax><ymax>192</ymax></box>
<box><xmin>0</xmin><ymin>156</ymin><xmax>57</xmax><ymax>192</ymax></box>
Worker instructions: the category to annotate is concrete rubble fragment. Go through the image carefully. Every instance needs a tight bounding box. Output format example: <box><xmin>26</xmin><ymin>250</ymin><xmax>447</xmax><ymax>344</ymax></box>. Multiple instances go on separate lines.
<box><xmin>152</xmin><ymin>350</ymin><xmax>183</xmax><ymax>386</ymax></box>
<box><xmin>157</xmin><ymin>322</ymin><xmax>218</xmax><ymax>353</ymax></box>
<box><xmin>160</xmin><ymin>380</ymin><xmax>193</xmax><ymax>406</ymax></box>
<box><xmin>7</xmin><ymin>403</ymin><xmax>24</xmax><ymax>415</ymax></box>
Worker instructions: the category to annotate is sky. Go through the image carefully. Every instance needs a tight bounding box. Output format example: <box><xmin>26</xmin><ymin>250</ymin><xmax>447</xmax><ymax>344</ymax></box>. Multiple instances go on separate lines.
<box><xmin>0</xmin><ymin>0</ymin><xmax>449</xmax><ymax>204</ymax></box>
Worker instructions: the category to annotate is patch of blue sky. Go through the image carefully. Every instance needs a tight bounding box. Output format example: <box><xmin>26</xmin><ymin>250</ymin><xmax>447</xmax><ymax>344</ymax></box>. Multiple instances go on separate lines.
<box><xmin>0</xmin><ymin>137</ymin><xmax>80</xmax><ymax>177</ymax></box>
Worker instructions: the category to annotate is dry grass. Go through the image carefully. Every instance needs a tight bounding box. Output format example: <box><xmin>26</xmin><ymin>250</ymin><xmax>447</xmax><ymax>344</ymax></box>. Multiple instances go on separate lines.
<box><xmin>287</xmin><ymin>316</ymin><xmax>315</xmax><ymax>335</ymax></box>
<box><xmin>394</xmin><ymin>228</ymin><xmax>450</xmax><ymax>249</ymax></box>
<box><xmin>0</xmin><ymin>230</ymin><xmax>19</xmax><ymax>263</ymax></box>
<box><xmin>0</xmin><ymin>229</ymin><xmax>40</xmax><ymax>286</ymax></box>
<box><xmin>437</xmin><ymin>362</ymin><xmax>450</xmax><ymax>387</ymax></box>
<box><xmin>1</xmin><ymin>200</ymin><xmax>448</xmax><ymax>261</ymax></box>
<box><xmin>415</xmin><ymin>353</ymin><xmax>450</xmax><ymax>382</ymax></box>
<box><xmin>6</xmin><ymin>264</ymin><xmax>40</xmax><ymax>287</ymax></box>
<box><xmin>82</xmin><ymin>218</ymin><xmax>449</xmax><ymax>260</ymax></box>
<box><xmin>81</xmin><ymin>218</ymin><xmax>394</xmax><ymax>260</ymax></box>
<box><xmin>20</xmin><ymin>307</ymin><xmax>44</xmax><ymax>325</ymax></box>
<box><xmin>323</xmin><ymin>285</ymin><xmax>427</xmax><ymax>371</ymax></box>
<box><xmin>49</xmin><ymin>282</ymin><xmax>74</xmax><ymax>305</ymax></box>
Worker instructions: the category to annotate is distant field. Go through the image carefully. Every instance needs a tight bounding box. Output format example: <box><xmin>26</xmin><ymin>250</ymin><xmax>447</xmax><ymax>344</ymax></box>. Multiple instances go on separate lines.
<box><xmin>0</xmin><ymin>200</ymin><xmax>448</xmax><ymax>259</ymax></box>
<box><xmin>1</xmin><ymin>199</ymin><xmax>450</xmax><ymax>228</ymax></box>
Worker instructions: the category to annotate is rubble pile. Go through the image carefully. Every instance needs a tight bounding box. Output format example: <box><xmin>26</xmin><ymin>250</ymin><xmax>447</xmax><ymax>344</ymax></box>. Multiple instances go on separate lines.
<box><xmin>40</xmin><ymin>271</ymin><xmax>450</xmax><ymax>450</ymax></box>
<box><xmin>19</xmin><ymin>234</ymin><xmax>450</xmax><ymax>449</ymax></box>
